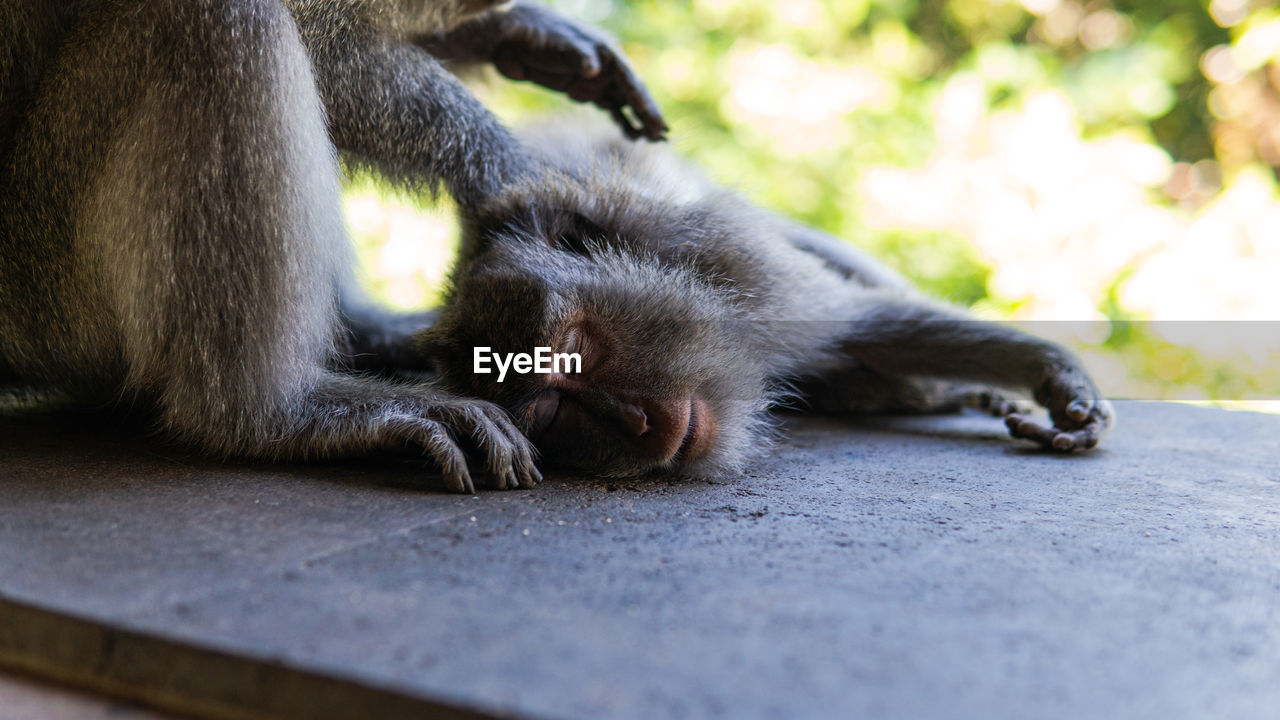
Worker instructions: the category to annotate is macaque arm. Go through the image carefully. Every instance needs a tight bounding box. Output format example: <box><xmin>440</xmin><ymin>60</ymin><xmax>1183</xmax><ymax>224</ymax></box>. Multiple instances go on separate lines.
<box><xmin>415</xmin><ymin>1</ymin><xmax>667</xmax><ymax>141</ymax></box>
<box><xmin>292</xmin><ymin>11</ymin><xmax>533</xmax><ymax>206</ymax></box>
<box><xmin>833</xmin><ymin>293</ymin><xmax>1114</xmax><ymax>451</ymax></box>
<box><xmin>797</xmin><ymin>367</ymin><xmax>1030</xmax><ymax>418</ymax></box>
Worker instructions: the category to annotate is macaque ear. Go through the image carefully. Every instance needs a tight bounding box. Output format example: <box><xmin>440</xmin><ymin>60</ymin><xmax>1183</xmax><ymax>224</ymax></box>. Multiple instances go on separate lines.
<box><xmin>557</xmin><ymin>211</ymin><xmax>608</xmax><ymax>255</ymax></box>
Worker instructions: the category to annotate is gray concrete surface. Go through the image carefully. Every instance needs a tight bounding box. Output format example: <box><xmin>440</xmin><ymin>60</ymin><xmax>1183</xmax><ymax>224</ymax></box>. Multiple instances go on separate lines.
<box><xmin>0</xmin><ymin>400</ymin><xmax>1277</xmax><ymax>719</ymax></box>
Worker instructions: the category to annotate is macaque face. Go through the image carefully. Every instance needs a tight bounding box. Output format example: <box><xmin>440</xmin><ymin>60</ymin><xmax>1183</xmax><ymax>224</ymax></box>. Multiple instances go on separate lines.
<box><xmin>429</xmin><ymin>238</ymin><xmax>771</xmax><ymax>477</ymax></box>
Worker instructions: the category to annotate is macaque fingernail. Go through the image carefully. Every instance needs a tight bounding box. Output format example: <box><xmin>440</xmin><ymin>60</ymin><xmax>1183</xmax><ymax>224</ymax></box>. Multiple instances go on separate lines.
<box><xmin>1052</xmin><ymin>435</ymin><xmax>1074</xmax><ymax>451</ymax></box>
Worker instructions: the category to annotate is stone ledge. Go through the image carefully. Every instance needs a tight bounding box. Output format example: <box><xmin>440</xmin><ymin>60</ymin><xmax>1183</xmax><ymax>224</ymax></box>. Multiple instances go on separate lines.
<box><xmin>0</xmin><ymin>401</ymin><xmax>1277</xmax><ymax>719</ymax></box>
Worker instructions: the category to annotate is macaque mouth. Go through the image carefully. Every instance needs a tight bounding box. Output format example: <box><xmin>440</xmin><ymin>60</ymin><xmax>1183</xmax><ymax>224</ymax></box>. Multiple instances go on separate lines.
<box><xmin>675</xmin><ymin>394</ymin><xmax>717</xmax><ymax>464</ymax></box>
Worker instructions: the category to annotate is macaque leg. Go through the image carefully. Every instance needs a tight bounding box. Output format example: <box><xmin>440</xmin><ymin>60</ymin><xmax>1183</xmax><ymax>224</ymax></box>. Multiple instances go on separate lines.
<box><xmin>832</xmin><ymin>292</ymin><xmax>1114</xmax><ymax>451</ymax></box>
<box><xmin>50</xmin><ymin>1</ymin><xmax>535</xmax><ymax>491</ymax></box>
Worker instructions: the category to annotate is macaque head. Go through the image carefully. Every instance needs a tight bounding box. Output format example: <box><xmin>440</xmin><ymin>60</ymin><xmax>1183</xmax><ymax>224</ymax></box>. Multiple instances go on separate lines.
<box><xmin>423</xmin><ymin>192</ymin><xmax>775</xmax><ymax>478</ymax></box>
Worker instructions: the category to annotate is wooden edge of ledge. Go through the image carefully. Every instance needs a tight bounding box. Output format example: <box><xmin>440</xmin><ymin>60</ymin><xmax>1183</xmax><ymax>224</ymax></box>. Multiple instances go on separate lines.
<box><xmin>0</xmin><ymin>595</ymin><xmax>506</xmax><ymax>720</ymax></box>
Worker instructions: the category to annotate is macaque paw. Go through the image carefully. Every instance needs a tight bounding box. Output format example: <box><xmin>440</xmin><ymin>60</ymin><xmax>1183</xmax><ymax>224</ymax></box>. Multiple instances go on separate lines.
<box><xmin>492</xmin><ymin>6</ymin><xmax>667</xmax><ymax>140</ymax></box>
<box><xmin>1004</xmin><ymin>367</ymin><xmax>1115</xmax><ymax>452</ymax></box>
<box><xmin>423</xmin><ymin>400</ymin><xmax>542</xmax><ymax>493</ymax></box>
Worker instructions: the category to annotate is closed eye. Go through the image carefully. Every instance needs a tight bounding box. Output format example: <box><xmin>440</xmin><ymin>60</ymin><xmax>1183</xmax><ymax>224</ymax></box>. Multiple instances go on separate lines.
<box><xmin>561</xmin><ymin>325</ymin><xmax>581</xmax><ymax>355</ymax></box>
<box><xmin>556</xmin><ymin>320</ymin><xmax>604</xmax><ymax>374</ymax></box>
<box><xmin>530</xmin><ymin>390</ymin><xmax>561</xmax><ymax>434</ymax></box>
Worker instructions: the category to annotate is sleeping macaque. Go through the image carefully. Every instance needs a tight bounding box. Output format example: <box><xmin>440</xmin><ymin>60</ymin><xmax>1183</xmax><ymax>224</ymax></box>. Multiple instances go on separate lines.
<box><xmin>418</xmin><ymin>124</ymin><xmax>1116</xmax><ymax>477</ymax></box>
<box><xmin>0</xmin><ymin>0</ymin><xmax>663</xmax><ymax>493</ymax></box>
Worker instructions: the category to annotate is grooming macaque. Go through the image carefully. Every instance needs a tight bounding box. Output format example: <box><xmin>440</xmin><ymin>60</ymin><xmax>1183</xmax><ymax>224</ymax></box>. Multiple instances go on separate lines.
<box><xmin>0</xmin><ymin>0</ymin><xmax>664</xmax><ymax>493</ymax></box>
<box><xmin>420</xmin><ymin>124</ymin><xmax>1115</xmax><ymax>477</ymax></box>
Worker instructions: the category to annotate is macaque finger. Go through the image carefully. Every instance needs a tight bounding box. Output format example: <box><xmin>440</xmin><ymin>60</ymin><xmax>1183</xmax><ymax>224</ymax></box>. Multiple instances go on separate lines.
<box><xmin>1051</xmin><ymin>420</ymin><xmax>1103</xmax><ymax>452</ymax></box>
<box><xmin>605</xmin><ymin>102</ymin><xmax>644</xmax><ymax>140</ymax></box>
<box><xmin>1005</xmin><ymin>413</ymin><xmax>1060</xmax><ymax>447</ymax></box>
<box><xmin>1006</xmin><ymin>410</ymin><xmax>1106</xmax><ymax>453</ymax></box>
<box><xmin>1075</xmin><ymin>412</ymin><xmax>1110</xmax><ymax>449</ymax></box>
<box><xmin>481</xmin><ymin>408</ymin><xmax>542</xmax><ymax>489</ymax></box>
<box><xmin>1081</xmin><ymin>422</ymin><xmax>1103</xmax><ymax>448</ymax></box>
<box><xmin>487</xmin><ymin>415</ymin><xmax>541</xmax><ymax>488</ymax></box>
<box><xmin>1066</xmin><ymin>398</ymin><xmax>1091</xmax><ymax>422</ymax></box>
<box><xmin>421</xmin><ymin>422</ymin><xmax>474</xmax><ymax>494</ymax></box>
<box><xmin>599</xmin><ymin>87</ymin><xmax>649</xmax><ymax>139</ymax></box>
<box><xmin>525</xmin><ymin>13</ymin><xmax>605</xmax><ymax>76</ymax></box>
<box><xmin>603</xmin><ymin>58</ymin><xmax>668</xmax><ymax>140</ymax></box>
<box><xmin>1051</xmin><ymin>433</ymin><xmax>1078</xmax><ymax>451</ymax></box>
<box><xmin>566</xmin><ymin>34</ymin><xmax>603</xmax><ymax>77</ymax></box>
<box><xmin>544</xmin><ymin>28</ymin><xmax>602</xmax><ymax>76</ymax></box>
<box><xmin>470</xmin><ymin>415</ymin><xmax>517</xmax><ymax>490</ymax></box>
<box><xmin>511</xmin><ymin>436</ymin><xmax>542</xmax><ymax>488</ymax></box>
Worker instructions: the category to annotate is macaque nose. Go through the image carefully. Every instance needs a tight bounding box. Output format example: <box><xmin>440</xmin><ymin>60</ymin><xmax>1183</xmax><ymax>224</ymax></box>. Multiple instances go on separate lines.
<box><xmin>619</xmin><ymin>402</ymin><xmax>650</xmax><ymax>436</ymax></box>
<box><xmin>615</xmin><ymin>397</ymin><xmax>694</xmax><ymax>462</ymax></box>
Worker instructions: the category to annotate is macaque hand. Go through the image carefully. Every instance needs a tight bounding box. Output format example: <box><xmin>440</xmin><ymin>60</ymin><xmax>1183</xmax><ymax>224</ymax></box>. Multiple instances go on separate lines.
<box><xmin>488</xmin><ymin>2</ymin><xmax>667</xmax><ymax>141</ymax></box>
<box><xmin>424</xmin><ymin>398</ymin><xmax>542</xmax><ymax>492</ymax></box>
<box><xmin>1005</xmin><ymin>364</ymin><xmax>1115</xmax><ymax>452</ymax></box>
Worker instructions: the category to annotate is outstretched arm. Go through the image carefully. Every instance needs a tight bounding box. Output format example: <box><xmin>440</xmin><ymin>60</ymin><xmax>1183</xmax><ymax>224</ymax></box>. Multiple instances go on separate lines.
<box><xmin>291</xmin><ymin>4</ymin><xmax>536</xmax><ymax>205</ymax></box>
<box><xmin>832</xmin><ymin>291</ymin><xmax>1115</xmax><ymax>451</ymax></box>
